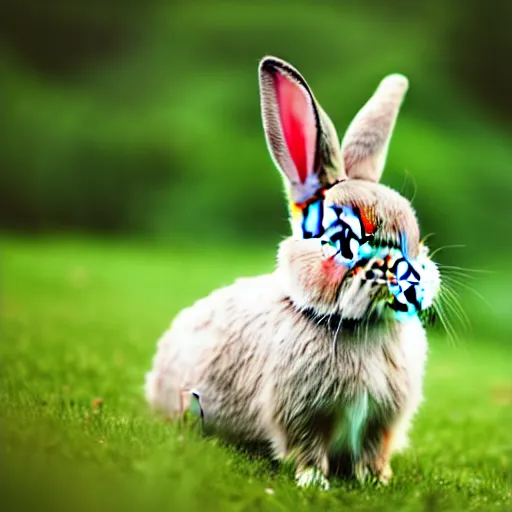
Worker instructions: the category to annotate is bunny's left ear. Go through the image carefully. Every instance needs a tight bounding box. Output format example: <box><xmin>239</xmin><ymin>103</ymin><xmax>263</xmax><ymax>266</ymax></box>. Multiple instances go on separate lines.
<box><xmin>259</xmin><ymin>56</ymin><xmax>346</xmax><ymax>205</ymax></box>
<box><xmin>340</xmin><ymin>74</ymin><xmax>409</xmax><ymax>183</ymax></box>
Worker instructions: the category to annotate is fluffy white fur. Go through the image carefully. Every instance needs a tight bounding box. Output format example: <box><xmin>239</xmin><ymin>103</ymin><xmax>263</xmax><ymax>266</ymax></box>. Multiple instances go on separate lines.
<box><xmin>145</xmin><ymin>56</ymin><xmax>438</xmax><ymax>488</ymax></box>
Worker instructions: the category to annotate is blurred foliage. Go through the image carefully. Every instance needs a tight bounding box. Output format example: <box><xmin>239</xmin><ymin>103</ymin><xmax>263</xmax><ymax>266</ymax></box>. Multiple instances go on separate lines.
<box><xmin>0</xmin><ymin>0</ymin><xmax>511</xmax><ymax>256</ymax></box>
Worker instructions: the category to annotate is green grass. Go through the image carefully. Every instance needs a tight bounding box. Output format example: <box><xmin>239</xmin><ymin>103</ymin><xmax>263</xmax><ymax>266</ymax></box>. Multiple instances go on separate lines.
<box><xmin>1</xmin><ymin>236</ymin><xmax>511</xmax><ymax>511</ymax></box>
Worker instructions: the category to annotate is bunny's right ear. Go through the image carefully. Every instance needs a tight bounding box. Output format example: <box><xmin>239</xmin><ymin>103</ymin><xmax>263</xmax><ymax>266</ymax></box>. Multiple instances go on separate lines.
<box><xmin>340</xmin><ymin>74</ymin><xmax>409</xmax><ymax>183</ymax></box>
<box><xmin>259</xmin><ymin>57</ymin><xmax>346</xmax><ymax>205</ymax></box>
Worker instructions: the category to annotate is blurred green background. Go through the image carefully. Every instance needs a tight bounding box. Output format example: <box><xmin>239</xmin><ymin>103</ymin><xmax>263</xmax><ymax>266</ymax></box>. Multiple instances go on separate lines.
<box><xmin>1</xmin><ymin>2</ymin><xmax>512</xmax><ymax>510</ymax></box>
<box><xmin>1</xmin><ymin>0</ymin><xmax>511</xmax><ymax>335</ymax></box>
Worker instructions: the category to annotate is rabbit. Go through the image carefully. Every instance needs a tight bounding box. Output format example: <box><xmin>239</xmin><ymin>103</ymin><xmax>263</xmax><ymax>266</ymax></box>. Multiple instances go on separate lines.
<box><xmin>145</xmin><ymin>56</ymin><xmax>441</xmax><ymax>490</ymax></box>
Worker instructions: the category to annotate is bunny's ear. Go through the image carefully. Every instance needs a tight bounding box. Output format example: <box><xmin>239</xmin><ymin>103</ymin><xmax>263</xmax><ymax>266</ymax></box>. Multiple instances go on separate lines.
<box><xmin>341</xmin><ymin>74</ymin><xmax>409</xmax><ymax>183</ymax></box>
<box><xmin>259</xmin><ymin>57</ymin><xmax>345</xmax><ymax>204</ymax></box>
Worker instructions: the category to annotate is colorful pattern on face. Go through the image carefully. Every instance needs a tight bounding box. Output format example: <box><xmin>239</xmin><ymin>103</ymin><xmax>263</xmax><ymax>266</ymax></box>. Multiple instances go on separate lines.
<box><xmin>295</xmin><ymin>198</ymin><xmax>436</xmax><ymax>321</ymax></box>
<box><xmin>300</xmin><ymin>198</ymin><xmax>324</xmax><ymax>239</ymax></box>
<box><xmin>321</xmin><ymin>205</ymin><xmax>375</xmax><ymax>261</ymax></box>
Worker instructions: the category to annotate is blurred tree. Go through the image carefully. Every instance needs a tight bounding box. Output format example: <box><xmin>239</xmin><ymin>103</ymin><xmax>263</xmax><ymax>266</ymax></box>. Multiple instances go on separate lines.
<box><xmin>0</xmin><ymin>0</ymin><xmax>510</xmax><ymax>253</ymax></box>
<box><xmin>0</xmin><ymin>2</ymin><xmax>141</xmax><ymax>78</ymax></box>
<box><xmin>447</xmin><ymin>0</ymin><xmax>512</xmax><ymax>125</ymax></box>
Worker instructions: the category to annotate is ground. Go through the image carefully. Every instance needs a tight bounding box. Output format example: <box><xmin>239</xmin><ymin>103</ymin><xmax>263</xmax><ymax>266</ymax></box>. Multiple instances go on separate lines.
<box><xmin>1</xmin><ymin>236</ymin><xmax>511</xmax><ymax>511</ymax></box>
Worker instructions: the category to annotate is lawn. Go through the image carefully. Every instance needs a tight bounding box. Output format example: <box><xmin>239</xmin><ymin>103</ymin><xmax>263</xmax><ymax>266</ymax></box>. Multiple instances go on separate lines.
<box><xmin>1</xmin><ymin>236</ymin><xmax>511</xmax><ymax>511</ymax></box>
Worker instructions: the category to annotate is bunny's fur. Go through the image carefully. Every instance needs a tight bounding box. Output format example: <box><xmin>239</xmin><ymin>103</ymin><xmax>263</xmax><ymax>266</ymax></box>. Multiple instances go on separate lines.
<box><xmin>146</xmin><ymin>57</ymin><xmax>437</xmax><ymax>488</ymax></box>
<box><xmin>146</xmin><ymin>253</ymin><xmax>427</xmax><ymax>487</ymax></box>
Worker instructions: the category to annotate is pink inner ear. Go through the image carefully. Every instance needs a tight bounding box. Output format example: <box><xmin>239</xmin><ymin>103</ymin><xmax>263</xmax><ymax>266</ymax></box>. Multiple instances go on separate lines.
<box><xmin>275</xmin><ymin>73</ymin><xmax>317</xmax><ymax>184</ymax></box>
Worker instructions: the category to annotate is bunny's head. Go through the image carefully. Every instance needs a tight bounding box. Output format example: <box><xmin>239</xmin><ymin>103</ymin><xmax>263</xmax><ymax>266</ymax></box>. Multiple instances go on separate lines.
<box><xmin>259</xmin><ymin>57</ymin><xmax>440</xmax><ymax>325</ymax></box>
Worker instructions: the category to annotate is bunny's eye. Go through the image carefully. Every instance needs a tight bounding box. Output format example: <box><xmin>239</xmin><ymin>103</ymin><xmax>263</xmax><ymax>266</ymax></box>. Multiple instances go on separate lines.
<box><xmin>299</xmin><ymin>200</ymin><xmax>376</xmax><ymax>264</ymax></box>
<box><xmin>300</xmin><ymin>198</ymin><xmax>324</xmax><ymax>239</ymax></box>
<box><xmin>321</xmin><ymin>205</ymin><xmax>369</xmax><ymax>263</ymax></box>
<box><xmin>324</xmin><ymin>224</ymin><xmax>360</xmax><ymax>261</ymax></box>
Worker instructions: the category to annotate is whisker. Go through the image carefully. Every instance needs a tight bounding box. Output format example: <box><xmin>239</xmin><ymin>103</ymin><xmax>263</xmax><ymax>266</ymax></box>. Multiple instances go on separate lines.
<box><xmin>441</xmin><ymin>281</ymin><xmax>469</xmax><ymax>316</ymax></box>
<box><xmin>439</xmin><ymin>285</ymin><xmax>470</xmax><ymax>331</ymax></box>
<box><xmin>420</xmin><ymin>232</ymin><xmax>436</xmax><ymax>245</ymax></box>
<box><xmin>441</xmin><ymin>275</ymin><xmax>494</xmax><ymax>313</ymax></box>
<box><xmin>433</xmin><ymin>299</ymin><xmax>459</xmax><ymax>346</ymax></box>
<box><xmin>314</xmin><ymin>312</ymin><xmax>330</xmax><ymax>328</ymax></box>
<box><xmin>435</xmin><ymin>286</ymin><xmax>462</xmax><ymax>342</ymax></box>
<box><xmin>362</xmin><ymin>286</ymin><xmax>375</xmax><ymax>345</ymax></box>
<box><xmin>332</xmin><ymin>312</ymin><xmax>343</xmax><ymax>360</ymax></box>
<box><xmin>439</xmin><ymin>268</ymin><xmax>477</xmax><ymax>281</ymax></box>
<box><xmin>400</xmin><ymin>168</ymin><xmax>418</xmax><ymax>205</ymax></box>
<box><xmin>438</xmin><ymin>264</ymin><xmax>493</xmax><ymax>275</ymax></box>
<box><xmin>429</xmin><ymin>244</ymin><xmax>467</xmax><ymax>258</ymax></box>
<box><xmin>364</xmin><ymin>304</ymin><xmax>371</xmax><ymax>346</ymax></box>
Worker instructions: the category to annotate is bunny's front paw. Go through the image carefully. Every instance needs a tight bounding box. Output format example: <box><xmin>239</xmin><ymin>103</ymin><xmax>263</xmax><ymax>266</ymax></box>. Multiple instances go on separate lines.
<box><xmin>355</xmin><ymin>460</ymin><xmax>393</xmax><ymax>485</ymax></box>
<box><xmin>295</xmin><ymin>467</ymin><xmax>330</xmax><ymax>490</ymax></box>
<box><xmin>376</xmin><ymin>462</ymin><xmax>393</xmax><ymax>485</ymax></box>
